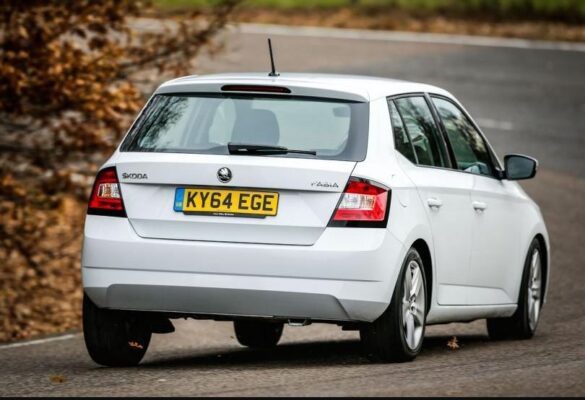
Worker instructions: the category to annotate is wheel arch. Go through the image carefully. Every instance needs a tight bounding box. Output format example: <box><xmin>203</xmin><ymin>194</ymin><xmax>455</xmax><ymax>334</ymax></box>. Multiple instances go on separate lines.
<box><xmin>534</xmin><ymin>233</ymin><xmax>549</xmax><ymax>302</ymax></box>
<box><xmin>411</xmin><ymin>238</ymin><xmax>433</xmax><ymax>313</ymax></box>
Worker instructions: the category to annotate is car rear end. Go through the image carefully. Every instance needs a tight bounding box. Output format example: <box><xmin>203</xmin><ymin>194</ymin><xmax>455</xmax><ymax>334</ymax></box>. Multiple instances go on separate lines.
<box><xmin>82</xmin><ymin>76</ymin><xmax>405</xmax><ymax>323</ymax></box>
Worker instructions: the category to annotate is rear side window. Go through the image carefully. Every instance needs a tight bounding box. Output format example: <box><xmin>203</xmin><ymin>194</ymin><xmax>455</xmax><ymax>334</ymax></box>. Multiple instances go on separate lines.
<box><xmin>393</xmin><ymin>97</ymin><xmax>449</xmax><ymax>168</ymax></box>
<box><xmin>432</xmin><ymin>97</ymin><xmax>494</xmax><ymax>177</ymax></box>
<box><xmin>388</xmin><ymin>100</ymin><xmax>417</xmax><ymax>164</ymax></box>
<box><xmin>121</xmin><ymin>94</ymin><xmax>369</xmax><ymax>161</ymax></box>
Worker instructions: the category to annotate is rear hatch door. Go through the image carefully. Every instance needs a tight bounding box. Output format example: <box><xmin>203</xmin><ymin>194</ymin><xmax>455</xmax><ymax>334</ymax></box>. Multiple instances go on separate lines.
<box><xmin>117</xmin><ymin>153</ymin><xmax>354</xmax><ymax>245</ymax></box>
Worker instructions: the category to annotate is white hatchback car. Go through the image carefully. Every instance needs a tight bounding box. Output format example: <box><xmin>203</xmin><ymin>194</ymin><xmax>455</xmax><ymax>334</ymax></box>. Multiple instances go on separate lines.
<box><xmin>82</xmin><ymin>73</ymin><xmax>549</xmax><ymax>366</ymax></box>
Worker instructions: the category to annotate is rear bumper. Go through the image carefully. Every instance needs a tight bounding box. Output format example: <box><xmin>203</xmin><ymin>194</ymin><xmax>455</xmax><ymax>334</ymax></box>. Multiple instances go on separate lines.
<box><xmin>82</xmin><ymin>215</ymin><xmax>406</xmax><ymax>322</ymax></box>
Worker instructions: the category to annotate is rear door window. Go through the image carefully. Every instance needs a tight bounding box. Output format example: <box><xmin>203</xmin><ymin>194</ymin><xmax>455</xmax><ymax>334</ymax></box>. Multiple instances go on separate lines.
<box><xmin>388</xmin><ymin>100</ymin><xmax>417</xmax><ymax>164</ymax></box>
<box><xmin>393</xmin><ymin>96</ymin><xmax>449</xmax><ymax>168</ymax></box>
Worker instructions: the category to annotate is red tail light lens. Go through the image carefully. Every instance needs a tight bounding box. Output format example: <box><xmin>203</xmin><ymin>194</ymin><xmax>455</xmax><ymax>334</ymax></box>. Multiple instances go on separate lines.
<box><xmin>87</xmin><ymin>167</ymin><xmax>126</xmax><ymax>217</ymax></box>
<box><xmin>329</xmin><ymin>178</ymin><xmax>389</xmax><ymax>227</ymax></box>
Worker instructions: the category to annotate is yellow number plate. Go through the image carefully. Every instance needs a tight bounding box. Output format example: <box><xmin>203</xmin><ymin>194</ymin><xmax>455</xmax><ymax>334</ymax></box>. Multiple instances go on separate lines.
<box><xmin>174</xmin><ymin>188</ymin><xmax>279</xmax><ymax>217</ymax></box>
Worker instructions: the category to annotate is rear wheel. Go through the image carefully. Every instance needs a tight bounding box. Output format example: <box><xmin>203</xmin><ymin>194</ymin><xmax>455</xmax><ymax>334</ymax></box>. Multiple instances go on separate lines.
<box><xmin>360</xmin><ymin>248</ymin><xmax>427</xmax><ymax>362</ymax></box>
<box><xmin>487</xmin><ymin>239</ymin><xmax>543</xmax><ymax>340</ymax></box>
<box><xmin>83</xmin><ymin>294</ymin><xmax>151</xmax><ymax>366</ymax></box>
<box><xmin>234</xmin><ymin>320</ymin><xmax>284</xmax><ymax>349</ymax></box>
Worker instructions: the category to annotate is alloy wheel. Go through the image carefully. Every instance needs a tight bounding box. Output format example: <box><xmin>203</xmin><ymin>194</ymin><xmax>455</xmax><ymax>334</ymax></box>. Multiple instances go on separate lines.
<box><xmin>402</xmin><ymin>260</ymin><xmax>426</xmax><ymax>350</ymax></box>
<box><xmin>527</xmin><ymin>249</ymin><xmax>542</xmax><ymax>331</ymax></box>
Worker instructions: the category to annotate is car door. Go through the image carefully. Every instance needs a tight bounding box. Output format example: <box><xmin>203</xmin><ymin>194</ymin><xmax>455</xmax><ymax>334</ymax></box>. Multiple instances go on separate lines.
<box><xmin>431</xmin><ymin>95</ymin><xmax>521</xmax><ymax>305</ymax></box>
<box><xmin>390</xmin><ymin>96</ymin><xmax>474</xmax><ymax>306</ymax></box>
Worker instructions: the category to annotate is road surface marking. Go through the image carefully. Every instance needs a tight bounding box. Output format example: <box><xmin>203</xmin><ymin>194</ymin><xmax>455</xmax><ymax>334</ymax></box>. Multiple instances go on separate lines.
<box><xmin>476</xmin><ymin>118</ymin><xmax>515</xmax><ymax>131</ymax></box>
<box><xmin>238</xmin><ymin>24</ymin><xmax>585</xmax><ymax>53</ymax></box>
<box><xmin>0</xmin><ymin>334</ymin><xmax>77</xmax><ymax>350</ymax></box>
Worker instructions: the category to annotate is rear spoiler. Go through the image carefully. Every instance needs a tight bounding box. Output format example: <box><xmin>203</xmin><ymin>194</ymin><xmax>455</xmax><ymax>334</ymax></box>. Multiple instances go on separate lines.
<box><xmin>156</xmin><ymin>80</ymin><xmax>369</xmax><ymax>102</ymax></box>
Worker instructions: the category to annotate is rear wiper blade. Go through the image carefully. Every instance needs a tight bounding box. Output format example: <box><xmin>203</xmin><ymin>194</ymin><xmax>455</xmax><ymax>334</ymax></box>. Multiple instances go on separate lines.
<box><xmin>227</xmin><ymin>143</ymin><xmax>317</xmax><ymax>156</ymax></box>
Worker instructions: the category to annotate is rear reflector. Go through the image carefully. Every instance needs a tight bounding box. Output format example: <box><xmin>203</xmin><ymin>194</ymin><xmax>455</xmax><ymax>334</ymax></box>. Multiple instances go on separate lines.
<box><xmin>221</xmin><ymin>84</ymin><xmax>291</xmax><ymax>94</ymax></box>
<box><xmin>87</xmin><ymin>167</ymin><xmax>126</xmax><ymax>217</ymax></box>
<box><xmin>328</xmin><ymin>178</ymin><xmax>389</xmax><ymax>227</ymax></box>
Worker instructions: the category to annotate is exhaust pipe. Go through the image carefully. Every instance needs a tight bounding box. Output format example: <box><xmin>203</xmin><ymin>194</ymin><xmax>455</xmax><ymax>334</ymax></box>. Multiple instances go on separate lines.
<box><xmin>287</xmin><ymin>319</ymin><xmax>311</xmax><ymax>327</ymax></box>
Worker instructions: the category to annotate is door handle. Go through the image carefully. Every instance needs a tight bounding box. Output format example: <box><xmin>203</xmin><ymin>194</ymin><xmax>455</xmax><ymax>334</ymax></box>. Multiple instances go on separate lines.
<box><xmin>427</xmin><ymin>198</ymin><xmax>443</xmax><ymax>209</ymax></box>
<box><xmin>472</xmin><ymin>201</ymin><xmax>488</xmax><ymax>211</ymax></box>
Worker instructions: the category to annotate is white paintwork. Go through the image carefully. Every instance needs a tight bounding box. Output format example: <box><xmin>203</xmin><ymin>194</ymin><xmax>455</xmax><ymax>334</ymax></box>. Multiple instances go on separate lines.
<box><xmin>82</xmin><ymin>72</ymin><xmax>549</xmax><ymax>326</ymax></box>
<box><xmin>117</xmin><ymin>154</ymin><xmax>354</xmax><ymax>245</ymax></box>
<box><xmin>399</xmin><ymin>159</ymin><xmax>475</xmax><ymax>306</ymax></box>
<box><xmin>158</xmin><ymin>73</ymin><xmax>451</xmax><ymax>103</ymax></box>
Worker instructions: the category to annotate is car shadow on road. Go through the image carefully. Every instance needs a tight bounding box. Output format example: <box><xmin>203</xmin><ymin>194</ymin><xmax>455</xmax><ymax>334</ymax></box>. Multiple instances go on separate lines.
<box><xmin>142</xmin><ymin>339</ymin><xmax>366</xmax><ymax>370</ymax></box>
<box><xmin>140</xmin><ymin>334</ymin><xmax>490</xmax><ymax>370</ymax></box>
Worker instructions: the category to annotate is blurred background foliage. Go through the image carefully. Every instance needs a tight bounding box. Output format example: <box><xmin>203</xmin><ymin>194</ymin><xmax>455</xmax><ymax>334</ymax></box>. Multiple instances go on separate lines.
<box><xmin>156</xmin><ymin>0</ymin><xmax>585</xmax><ymax>22</ymax></box>
<box><xmin>0</xmin><ymin>0</ymin><xmax>238</xmax><ymax>342</ymax></box>
<box><xmin>156</xmin><ymin>0</ymin><xmax>585</xmax><ymax>41</ymax></box>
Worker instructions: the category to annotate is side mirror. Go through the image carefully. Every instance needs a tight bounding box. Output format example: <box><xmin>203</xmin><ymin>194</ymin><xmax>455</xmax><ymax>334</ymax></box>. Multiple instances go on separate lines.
<box><xmin>504</xmin><ymin>154</ymin><xmax>538</xmax><ymax>180</ymax></box>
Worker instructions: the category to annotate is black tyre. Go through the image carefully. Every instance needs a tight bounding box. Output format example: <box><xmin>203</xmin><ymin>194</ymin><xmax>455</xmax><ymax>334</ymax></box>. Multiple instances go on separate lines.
<box><xmin>234</xmin><ymin>320</ymin><xmax>284</xmax><ymax>349</ymax></box>
<box><xmin>487</xmin><ymin>239</ymin><xmax>544</xmax><ymax>340</ymax></box>
<box><xmin>83</xmin><ymin>294</ymin><xmax>151</xmax><ymax>366</ymax></box>
<box><xmin>360</xmin><ymin>248</ymin><xmax>427</xmax><ymax>362</ymax></box>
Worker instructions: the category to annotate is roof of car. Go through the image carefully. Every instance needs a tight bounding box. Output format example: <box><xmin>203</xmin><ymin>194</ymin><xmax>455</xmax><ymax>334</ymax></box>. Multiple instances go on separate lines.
<box><xmin>156</xmin><ymin>72</ymin><xmax>453</xmax><ymax>102</ymax></box>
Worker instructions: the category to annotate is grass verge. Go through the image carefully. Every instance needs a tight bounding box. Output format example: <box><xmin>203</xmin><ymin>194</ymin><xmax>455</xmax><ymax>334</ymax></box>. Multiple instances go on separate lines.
<box><xmin>154</xmin><ymin>0</ymin><xmax>585</xmax><ymax>42</ymax></box>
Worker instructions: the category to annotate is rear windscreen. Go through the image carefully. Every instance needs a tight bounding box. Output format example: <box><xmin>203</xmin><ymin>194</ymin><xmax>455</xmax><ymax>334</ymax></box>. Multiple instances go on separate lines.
<box><xmin>120</xmin><ymin>94</ymin><xmax>369</xmax><ymax>161</ymax></box>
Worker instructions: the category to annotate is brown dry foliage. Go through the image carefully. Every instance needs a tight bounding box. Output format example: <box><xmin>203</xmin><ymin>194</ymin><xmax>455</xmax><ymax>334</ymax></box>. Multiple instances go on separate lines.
<box><xmin>0</xmin><ymin>0</ymin><xmax>238</xmax><ymax>342</ymax></box>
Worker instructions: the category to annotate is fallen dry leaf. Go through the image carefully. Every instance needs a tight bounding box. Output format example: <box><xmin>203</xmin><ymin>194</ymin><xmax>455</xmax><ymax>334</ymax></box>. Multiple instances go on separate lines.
<box><xmin>49</xmin><ymin>375</ymin><xmax>66</xmax><ymax>384</ymax></box>
<box><xmin>447</xmin><ymin>336</ymin><xmax>460</xmax><ymax>350</ymax></box>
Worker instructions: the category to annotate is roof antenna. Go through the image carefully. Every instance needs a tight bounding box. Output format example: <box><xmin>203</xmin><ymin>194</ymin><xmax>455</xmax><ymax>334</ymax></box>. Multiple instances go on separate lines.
<box><xmin>267</xmin><ymin>38</ymin><xmax>279</xmax><ymax>77</ymax></box>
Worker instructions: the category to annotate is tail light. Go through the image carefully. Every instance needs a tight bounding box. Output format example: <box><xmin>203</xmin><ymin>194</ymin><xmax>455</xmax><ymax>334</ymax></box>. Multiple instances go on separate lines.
<box><xmin>87</xmin><ymin>167</ymin><xmax>126</xmax><ymax>217</ymax></box>
<box><xmin>328</xmin><ymin>178</ymin><xmax>389</xmax><ymax>228</ymax></box>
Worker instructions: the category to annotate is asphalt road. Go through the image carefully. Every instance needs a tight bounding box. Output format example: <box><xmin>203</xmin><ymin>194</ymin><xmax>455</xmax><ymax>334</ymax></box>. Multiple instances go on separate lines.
<box><xmin>1</xmin><ymin>25</ymin><xmax>584</xmax><ymax>396</ymax></box>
